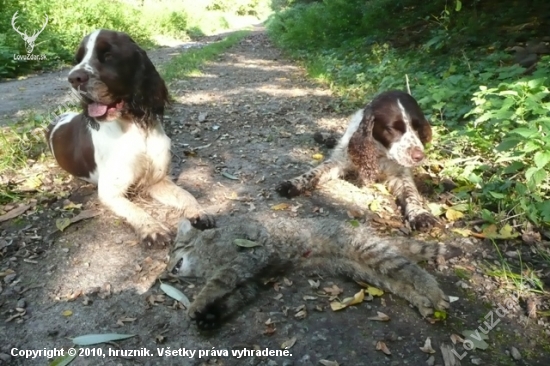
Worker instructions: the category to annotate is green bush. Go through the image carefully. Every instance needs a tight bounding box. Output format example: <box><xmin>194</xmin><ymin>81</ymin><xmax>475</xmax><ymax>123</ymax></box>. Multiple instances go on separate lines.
<box><xmin>0</xmin><ymin>0</ymin><xmax>272</xmax><ymax>79</ymax></box>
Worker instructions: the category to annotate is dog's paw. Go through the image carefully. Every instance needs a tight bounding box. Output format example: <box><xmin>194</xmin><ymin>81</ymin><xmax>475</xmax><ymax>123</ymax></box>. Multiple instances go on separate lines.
<box><xmin>138</xmin><ymin>222</ymin><xmax>172</xmax><ymax>247</ymax></box>
<box><xmin>188</xmin><ymin>301</ymin><xmax>226</xmax><ymax>331</ymax></box>
<box><xmin>275</xmin><ymin>181</ymin><xmax>301</xmax><ymax>198</ymax></box>
<box><xmin>189</xmin><ymin>212</ymin><xmax>216</xmax><ymax>231</ymax></box>
<box><xmin>408</xmin><ymin>212</ymin><xmax>440</xmax><ymax>232</ymax></box>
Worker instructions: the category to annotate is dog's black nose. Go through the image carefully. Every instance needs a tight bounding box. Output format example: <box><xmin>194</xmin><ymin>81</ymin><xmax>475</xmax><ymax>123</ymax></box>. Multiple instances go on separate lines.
<box><xmin>68</xmin><ymin>69</ymin><xmax>89</xmax><ymax>89</ymax></box>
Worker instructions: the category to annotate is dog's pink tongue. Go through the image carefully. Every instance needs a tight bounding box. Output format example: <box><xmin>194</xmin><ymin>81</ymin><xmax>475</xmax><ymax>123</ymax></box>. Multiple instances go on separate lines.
<box><xmin>88</xmin><ymin>103</ymin><xmax>108</xmax><ymax>117</ymax></box>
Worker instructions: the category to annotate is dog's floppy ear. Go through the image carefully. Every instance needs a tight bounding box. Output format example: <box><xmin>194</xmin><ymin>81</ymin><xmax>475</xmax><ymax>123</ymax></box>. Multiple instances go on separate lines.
<box><xmin>348</xmin><ymin>107</ymin><xmax>379</xmax><ymax>183</ymax></box>
<box><xmin>416</xmin><ymin>117</ymin><xmax>432</xmax><ymax>146</ymax></box>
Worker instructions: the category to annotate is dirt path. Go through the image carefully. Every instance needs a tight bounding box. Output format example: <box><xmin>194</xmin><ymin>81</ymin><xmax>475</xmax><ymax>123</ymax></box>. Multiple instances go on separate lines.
<box><xmin>1</xmin><ymin>28</ymin><xmax>549</xmax><ymax>366</ymax></box>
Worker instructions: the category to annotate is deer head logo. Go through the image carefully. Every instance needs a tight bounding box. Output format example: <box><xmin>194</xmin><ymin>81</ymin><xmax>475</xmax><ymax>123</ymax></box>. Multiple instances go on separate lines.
<box><xmin>12</xmin><ymin>11</ymin><xmax>48</xmax><ymax>54</ymax></box>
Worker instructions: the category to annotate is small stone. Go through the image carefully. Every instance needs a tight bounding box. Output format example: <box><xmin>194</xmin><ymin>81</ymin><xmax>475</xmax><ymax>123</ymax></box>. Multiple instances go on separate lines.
<box><xmin>47</xmin><ymin>330</ymin><xmax>59</xmax><ymax>337</ymax></box>
<box><xmin>198</xmin><ymin>112</ymin><xmax>208</xmax><ymax>122</ymax></box>
<box><xmin>471</xmin><ymin>358</ymin><xmax>482</xmax><ymax>365</ymax></box>
<box><xmin>510</xmin><ymin>347</ymin><xmax>521</xmax><ymax>360</ymax></box>
<box><xmin>267</xmin><ymin>360</ymin><xmax>278</xmax><ymax>366</ymax></box>
<box><xmin>385</xmin><ymin>331</ymin><xmax>398</xmax><ymax>342</ymax></box>
<box><xmin>0</xmin><ymin>353</ymin><xmax>11</xmax><ymax>362</ymax></box>
<box><xmin>282</xmin><ymin>360</ymin><xmax>293</xmax><ymax>366</ymax></box>
<box><xmin>16</xmin><ymin>299</ymin><xmax>26</xmax><ymax>309</ymax></box>
<box><xmin>4</xmin><ymin>274</ymin><xmax>16</xmax><ymax>284</ymax></box>
<box><xmin>115</xmin><ymin>239</ymin><xmax>122</xmax><ymax>244</ymax></box>
<box><xmin>426</xmin><ymin>355</ymin><xmax>435</xmax><ymax>366</ymax></box>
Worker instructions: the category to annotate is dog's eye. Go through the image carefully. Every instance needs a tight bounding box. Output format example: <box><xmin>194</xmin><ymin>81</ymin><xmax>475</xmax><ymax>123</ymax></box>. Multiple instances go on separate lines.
<box><xmin>171</xmin><ymin>258</ymin><xmax>183</xmax><ymax>274</ymax></box>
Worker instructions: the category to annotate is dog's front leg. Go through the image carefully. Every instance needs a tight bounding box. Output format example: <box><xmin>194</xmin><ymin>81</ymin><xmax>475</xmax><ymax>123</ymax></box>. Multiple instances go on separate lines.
<box><xmin>98</xmin><ymin>174</ymin><xmax>172</xmax><ymax>246</ymax></box>
<box><xmin>386</xmin><ymin>169</ymin><xmax>439</xmax><ymax>231</ymax></box>
<box><xmin>148</xmin><ymin>177</ymin><xmax>216</xmax><ymax>230</ymax></box>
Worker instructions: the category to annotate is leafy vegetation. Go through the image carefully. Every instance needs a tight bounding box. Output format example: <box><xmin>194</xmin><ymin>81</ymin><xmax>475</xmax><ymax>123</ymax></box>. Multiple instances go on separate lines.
<box><xmin>0</xmin><ymin>0</ymin><xmax>271</xmax><ymax>78</ymax></box>
<box><xmin>266</xmin><ymin>0</ymin><xmax>550</xmax><ymax>230</ymax></box>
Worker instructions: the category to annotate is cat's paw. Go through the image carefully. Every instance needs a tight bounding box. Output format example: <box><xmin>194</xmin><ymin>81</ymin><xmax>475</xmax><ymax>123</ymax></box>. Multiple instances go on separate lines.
<box><xmin>408</xmin><ymin>211</ymin><xmax>440</xmax><ymax>232</ymax></box>
<box><xmin>188</xmin><ymin>301</ymin><xmax>226</xmax><ymax>330</ymax></box>
<box><xmin>413</xmin><ymin>285</ymin><xmax>450</xmax><ymax>318</ymax></box>
<box><xmin>276</xmin><ymin>181</ymin><xmax>301</xmax><ymax>198</ymax></box>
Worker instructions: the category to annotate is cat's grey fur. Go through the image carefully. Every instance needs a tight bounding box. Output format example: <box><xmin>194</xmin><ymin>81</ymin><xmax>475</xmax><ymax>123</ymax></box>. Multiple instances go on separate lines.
<box><xmin>168</xmin><ymin>217</ymin><xmax>452</xmax><ymax>330</ymax></box>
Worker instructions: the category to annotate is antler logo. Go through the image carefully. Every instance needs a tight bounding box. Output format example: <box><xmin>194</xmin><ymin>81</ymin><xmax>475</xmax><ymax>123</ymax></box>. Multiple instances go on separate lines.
<box><xmin>11</xmin><ymin>11</ymin><xmax>48</xmax><ymax>54</ymax></box>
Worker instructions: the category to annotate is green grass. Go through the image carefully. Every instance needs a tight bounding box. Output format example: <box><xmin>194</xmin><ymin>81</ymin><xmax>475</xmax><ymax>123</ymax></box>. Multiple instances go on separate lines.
<box><xmin>0</xmin><ymin>0</ymin><xmax>271</xmax><ymax>79</ymax></box>
<box><xmin>483</xmin><ymin>240</ymin><xmax>546</xmax><ymax>297</ymax></box>
<box><xmin>160</xmin><ymin>30</ymin><xmax>251</xmax><ymax>81</ymax></box>
<box><xmin>0</xmin><ymin>115</ymin><xmax>50</xmax><ymax>204</ymax></box>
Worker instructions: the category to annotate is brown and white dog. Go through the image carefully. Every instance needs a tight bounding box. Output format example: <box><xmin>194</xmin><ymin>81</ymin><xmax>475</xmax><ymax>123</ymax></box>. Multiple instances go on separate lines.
<box><xmin>276</xmin><ymin>90</ymin><xmax>439</xmax><ymax>231</ymax></box>
<box><xmin>46</xmin><ymin>29</ymin><xmax>215</xmax><ymax>246</ymax></box>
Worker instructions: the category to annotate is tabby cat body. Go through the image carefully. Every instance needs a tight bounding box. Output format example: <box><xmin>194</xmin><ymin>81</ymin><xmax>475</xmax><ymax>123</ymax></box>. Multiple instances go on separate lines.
<box><xmin>168</xmin><ymin>217</ymin><xmax>450</xmax><ymax>329</ymax></box>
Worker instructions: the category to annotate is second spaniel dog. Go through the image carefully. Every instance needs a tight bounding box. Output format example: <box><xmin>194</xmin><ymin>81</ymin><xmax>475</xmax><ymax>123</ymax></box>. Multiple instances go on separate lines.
<box><xmin>276</xmin><ymin>90</ymin><xmax>439</xmax><ymax>231</ymax></box>
<box><xmin>46</xmin><ymin>29</ymin><xmax>215</xmax><ymax>246</ymax></box>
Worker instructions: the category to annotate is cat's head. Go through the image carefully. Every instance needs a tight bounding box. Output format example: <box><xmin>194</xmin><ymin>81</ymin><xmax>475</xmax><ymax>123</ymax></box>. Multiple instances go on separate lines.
<box><xmin>167</xmin><ymin>219</ymin><xmax>201</xmax><ymax>276</ymax></box>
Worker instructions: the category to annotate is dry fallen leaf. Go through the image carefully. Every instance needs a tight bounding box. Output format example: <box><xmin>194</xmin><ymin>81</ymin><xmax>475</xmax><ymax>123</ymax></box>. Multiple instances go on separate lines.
<box><xmin>116</xmin><ymin>317</ymin><xmax>137</xmax><ymax>326</ymax></box>
<box><xmin>368</xmin><ymin>311</ymin><xmax>390</xmax><ymax>321</ymax></box>
<box><xmin>342</xmin><ymin>289</ymin><xmax>365</xmax><ymax>306</ymax></box>
<box><xmin>146</xmin><ymin>294</ymin><xmax>166</xmax><ymax>306</ymax></box>
<box><xmin>233</xmin><ymin>238</ymin><xmax>262</xmax><ymax>248</ymax></box>
<box><xmin>319</xmin><ymin>360</ymin><xmax>340</xmax><ymax>366</ymax></box>
<box><xmin>63</xmin><ymin>201</ymin><xmax>83</xmax><ymax>210</ymax></box>
<box><xmin>451</xmin><ymin>228</ymin><xmax>472</xmax><ymax>237</ymax></box>
<box><xmin>155</xmin><ymin>334</ymin><xmax>166</xmax><ymax>344</ymax></box>
<box><xmin>372</xmin><ymin>183</ymin><xmax>390</xmax><ymax>195</ymax></box>
<box><xmin>369</xmin><ymin>200</ymin><xmax>381</xmax><ymax>212</ymax></box>
<box><xmin>264</xmin><ymin>323</ymin><xmax>276</xmax><ymax>335</ymax></box>
<box><xmin>66</xmin><ymin>290</ymin><xmax>82</xmax><ymax>302</ymax></box>
<box><xmin>330</xmin><ymin>301</ymin><xmax>348</xmax><ymax>311</ymax></box>
<box><xmin>419</xmin><ymin>337</ymin><xmax>436</xmax><ymax>353</ymax></box>
<box><xmin>281</xmin><ymin>337</ymin><xmax>297</xmax><ymax>350</ymax></box>
<box><xmin>0</xmin><ymin>204</ymin><xmax>32</xmax><ymax>223</ymax></box>
<box><xmin>56</xmin><ymin>218</ymin><xmax>71</xmax><ymax>232</ymax></box>
<box><xmin>222</xmin><ymin>171</ymin><xmax>239</xmax><ymax>180</ymax></box>
<box><xmin>445</xmin><ymin>208</ymin><xmax>464</xmax><ymax>221</ymax></box>
<box><xmin>160</xmin><ymin>283</ymin><xmax>191</xmax><ymax>308</ymax></box>
<box><xmin>271</xmin><ymin>203</ymin><xmax>290</xmax><ymax>211</ymax></box>
<box><xmin>330</xmin><ymin>289</ymin><xmax>365</xmax><ymax>311</ymax></box>
<box><xmin>71</xmin><ymin>333</ymin><xmax>136</xmax><ymax>346</ymax></box>
<box><xmin>308</xmin><ymin>279</ymin><xmax>320</xmax><ymax>289</ymax></box>
<box><xmin>312</xmin><ymin>153</ymin><xmax>324</xmax><ymax>160</ymax></box>
<box><xmin>376</xmin><ymin>341</ymin><xmax>391</xmax><ymax>355</ymax></box>
<box><xmin>323</xmin><ymin>284</ymin><xmax>343</xmax><ymax>296</ymax></box>
<box><xmin>62</xmin><ymin>310</ymin><xmax>73</xmax><ymax>317</ymax></box>
<box><xmin>365</xmin><ymin>285</ymin><xmax>384</xmax><ymax>297</ymax></box>
<box><xmin>294</xmin><ymin>309</ymin><xmax>307</xmax><ymax>319</ymax></box>
<box><xmin>450</xmin><ymin>334</ymin><xmax>464</xmax><ymax>344</ymax></box>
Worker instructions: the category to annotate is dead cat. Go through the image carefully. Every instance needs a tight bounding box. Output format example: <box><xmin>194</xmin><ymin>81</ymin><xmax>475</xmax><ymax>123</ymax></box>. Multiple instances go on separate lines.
<box><xmin>167</xmin><ymin>216</ymin><xmax>457</xmax><ymax>330</ymax></box>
